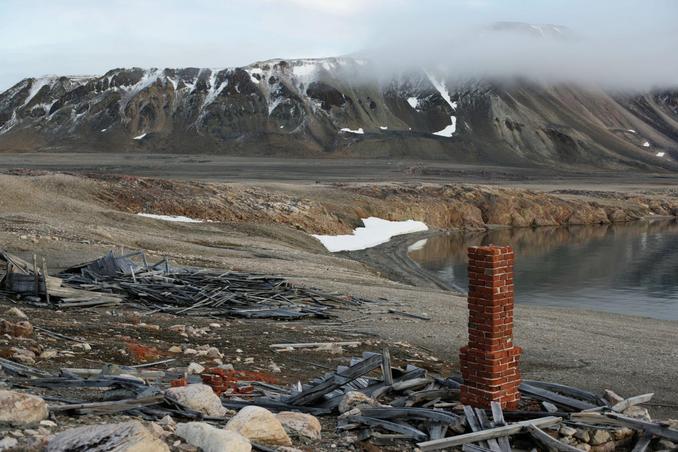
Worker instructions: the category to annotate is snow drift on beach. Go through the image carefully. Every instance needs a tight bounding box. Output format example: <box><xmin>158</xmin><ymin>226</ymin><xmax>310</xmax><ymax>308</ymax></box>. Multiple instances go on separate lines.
<box><xmin>138</xmin><ymin>213</ymin><xmax>203</xmax><ymax>223</ymax></box>
<box><xmin>313</xmin><ymin>217</ymin><xmax>428</xmax><ymax>252</ymax></box>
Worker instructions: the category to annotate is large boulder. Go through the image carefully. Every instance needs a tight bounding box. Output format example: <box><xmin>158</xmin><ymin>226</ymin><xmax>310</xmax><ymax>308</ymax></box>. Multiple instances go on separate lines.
<box><xmin>165</xmin><ymin>384</ymin><xmax>227</xmax><ymax>417</ymax></box>
<box><xmin>225</xmin><ymin>406</ymin><xmax>292</xmax><ymax>446</ymax></box>
<box><xmin>0</xmin><ymin>390</ymin><xmax>48</xmax><ymax>426</ymax></box>
<box><xmin>46</xmin><ymin>421</ymin><xmax>169</xmax><ymax>451</ymax></box>
<box><xmin>276</xmin><ymin>411</ymin><xmax>321</xmax><ymax>440</ymax></box>
<box><xmin>176</xmin><ymin>422</ymin><xmax>251</xmax><ymax>452</ymax></box>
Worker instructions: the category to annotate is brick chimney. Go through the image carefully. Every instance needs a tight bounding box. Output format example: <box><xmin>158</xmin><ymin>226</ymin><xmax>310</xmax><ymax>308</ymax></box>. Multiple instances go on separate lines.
<box><xmin>460</xmin><ymin>245</ymin><xmax>522</xmax><ymax>409</ymax></box>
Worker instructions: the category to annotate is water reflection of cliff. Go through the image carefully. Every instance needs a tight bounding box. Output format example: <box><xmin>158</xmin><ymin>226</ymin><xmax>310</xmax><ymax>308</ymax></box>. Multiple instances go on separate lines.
<box><xmin>409</xmin><ymin>221</ymin><xmax>678</xmax><ymax>314</ymax></box>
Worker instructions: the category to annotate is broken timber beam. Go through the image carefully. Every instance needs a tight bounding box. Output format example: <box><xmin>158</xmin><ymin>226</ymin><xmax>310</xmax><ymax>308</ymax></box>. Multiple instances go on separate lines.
<box><xmin>417</xmin><ymin>416</ymin><xmax>562</xmax><ymax>451</ymax></box>
<box><xmin>286</xmin><ymin>353</ymin><xmax>383</xmax><ymax>406</ymax></box>
<box><xmin>520</xmin><ymin>383</ymin><xmax>597</xmax><ymax>411</ymax></box>
<box><xmin>611</xmin><ymin>393</ymin><xmax>654</xmax><ymax>412</ymax></box>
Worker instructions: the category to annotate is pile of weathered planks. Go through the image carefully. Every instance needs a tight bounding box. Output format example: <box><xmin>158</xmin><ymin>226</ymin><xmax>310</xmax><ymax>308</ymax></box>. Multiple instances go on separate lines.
<box><xmin>1</xmin><ymin>249</ymin><xmax>372</xmax><ymax>319</ymax></box>
<box><xmin>220</xmin><ymin>351</ymin><xmax>677</xmax><ymax>451</ymax></box>
<box><xmin>1</xmin><ymin>350</ymin><xmax>675</xmax><ymax>451</ymax></box>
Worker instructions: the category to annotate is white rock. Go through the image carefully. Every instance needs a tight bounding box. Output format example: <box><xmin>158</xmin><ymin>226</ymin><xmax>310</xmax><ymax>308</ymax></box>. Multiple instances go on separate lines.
<box><xmin>339</xmin><ymin>391</ymin><xmax>381</xmax><ymax>413</ymax></box>
<box><xmin>6</xmin><ymin>307</ymin><xmax>28</xmax><ymax>319</ymax></box>
<box><xmin>72</xmin><ymin>342</ymin><xmax>91</xmax><ymax>351</ymax></box>
<box><xmin>183</xmin><ymin>348</ymin><xmax>198</xmax><ymax>355</ymax></box>
<box><xmin>205</xmin><ymin>347</ymin><xmax>223</xmax><ymax>359</ymax></box>
<box><xmin>623</xmin><ymin>405</ymin><xmax>652</xmax><ymax>421</ymax></box>
<box><xmin>168</xmin><ymin>345</ymin><xmax>182</xmax><ymax>353</ymax></box>
<box><xmin>209</xmin><ymin>323</ymin><xmax>222</xmax><ymax>329</ymax></box>
<box><xmin>165</xmin><ymin>384</ymin><xmax>227</xmax><ymax>417</ymax></box>
<box><xmin>176</xmin><ymin>422</ymin><xmax>251</xmax><ymax>452</ymax></box>
<box><xmin>0</xmin><ymin>437</ymin><xmax>19</xmax><ymax>451</ymax></box>
<box><xmin>590</xmin><ymin>429</ymin><xmax>611</xmax><ymax>445</ymax></box>
<box><xmin>39</xmin><ymin>350</ymin><xmax>58</xmax><ymax>359</ymax></box>
<box><xmin>225</xmin><ymin>406</ymin><xmax>292</xmax><ymax>446</ymax></box>
<box><xmin>0</xmin><ymin>390</ymin><xmax>48</xmax><ymax>426</ymax></box>
<box><xmin>40</xmin><ymin>420</ymin><xmax>57</xmax><ymax>428</ymax></box>
<box><xmin>276</xmin><ymin>411</ymin><xmax>322</xmax><ymax>440</ymax></box>
<box><xmin>46</xmin><ymin>420</ymin><xmax>169</xmax><ymax>451</ymax></box>
<box><xmin>187</xmin><ymin>362</ymin><xmax>205</xmax><ymax>375</ymax></box>
<box><xmin>560</xmin><ymin>426</ymin><xmax>577</xmax><ymax>437</ymax></box>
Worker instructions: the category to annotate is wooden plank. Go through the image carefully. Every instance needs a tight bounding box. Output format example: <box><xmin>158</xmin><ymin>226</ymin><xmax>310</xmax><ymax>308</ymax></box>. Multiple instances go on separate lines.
<box><xmin>387</xmin><ymin>309</ymin><xmax>431</xmax><ymax>320</ymax></box>
<box><xmin>48</xmin><ymin>395</ymin><xmax>164</xmax><ymax>415</ymax></box>
<box><xmin>490</xmin><ymin>401</ymin><xmax>512</xmax><ymax>452</ymax></box>
<box><xmin>286</xmin><ymin>353</ymin><xmax>383</xmax><ymax>406</ymax></box>
<box><xmin>462</xmin><ymin>445</ymin><xmax>495</xmax><ymax>452</ymax></box>
<box><xmin>464</xmin><ymin>405</ymin><xmax>490</xmax><ymax>450</ymax></box>
<box><xmin>475</xmin><ymin>408</ymin><xmax>502</xmax><ymax>452</ymax></box>
<box><xmin>526</xmin><ymin>425</ymin><xmax>582</xmax><ymax>452</ymax></box>
<box><xmin>270</xmin><ymin>341</ymin><xmax>360</xmax><ymax>349</ymax></box>
<box><xmin>344</xmin><ymin>415</ymin><xmax>428</xmax><ymax>441</ymax></box>
<box><xmin>417</xmin><ymin>416</ymin><xmax>563</xmax><ymax>451</ymax></box>
<box><xmin>611</xmin><ymin>393</ymin><xmax>654</xmax><ymax>412</ymax></box>
<box><xmin>381</xmin><ymin>347</ymin><xmax>393</xmax><ymax>386</ymax></box>
<box><xmin>630</xmin><ymin>434</ymin><xmax>652</xmax><ymax>452</ymax></box>
<box><xmin>523</xmin><ymin>380</ymin><xmax>606</xmax><ymax>406</ymax></box>
<box><xmin>520</xmin><ymin>383</ymin><xmax>597</xmax><ymax>411</ymax></box>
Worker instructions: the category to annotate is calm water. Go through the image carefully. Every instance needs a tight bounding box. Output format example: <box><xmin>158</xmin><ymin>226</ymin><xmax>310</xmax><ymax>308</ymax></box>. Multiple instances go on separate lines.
<box><xmin>408</xmin><ymin>220</ymin><xmax>678</xmax><ymax>320</ymax></box>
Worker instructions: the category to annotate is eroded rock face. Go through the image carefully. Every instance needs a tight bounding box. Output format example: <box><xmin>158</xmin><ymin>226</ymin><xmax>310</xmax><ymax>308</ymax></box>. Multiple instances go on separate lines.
<box><xmin>46</xmin><ymin>421</ymin><xmax>169</xmax><ymax>452</ymax></box>
<box><xmin>276</xmin><ymin>411</ymin><xmax>322</xmax><ymax>440</ymax></box>
<box><xmin>176</xmin><ymin>422</ymin><xmax>251</xmax><ymax>452</ymax></box>
<box><xmin>0</xmin><ymin>390</ymin><xmax>48</xmax><ymax>426</ymax></box>
<box><xmin>225</xmin><ymin>406</ymin><xmax>292</xmax><ymax>446</ymax></box>
<box><xmin>165</xmin><ymin>384</ymin><xmax>227</xmax><ymax>417</ymax></box>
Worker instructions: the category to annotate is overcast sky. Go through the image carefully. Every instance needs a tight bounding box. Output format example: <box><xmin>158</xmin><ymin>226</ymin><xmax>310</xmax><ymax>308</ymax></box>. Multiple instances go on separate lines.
<box><xmin>1</xmin><ymin>0</ymin><xmax>676</xmax><ymax>90</ymax></box>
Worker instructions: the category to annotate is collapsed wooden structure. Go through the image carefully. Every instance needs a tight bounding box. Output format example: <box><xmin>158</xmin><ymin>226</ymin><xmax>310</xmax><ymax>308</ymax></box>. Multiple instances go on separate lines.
<box><xmin>1</xmin><ymin>351</ymin><xmax>674</xmax><ymax>451</ymax></box>
<box><xmin>1</xmin><ymin>249</ymin><xmax>372</xmax><ymax>319</ymax></box>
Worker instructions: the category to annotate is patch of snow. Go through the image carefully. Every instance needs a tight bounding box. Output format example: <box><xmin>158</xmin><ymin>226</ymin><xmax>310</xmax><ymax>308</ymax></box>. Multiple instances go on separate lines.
<box><xmin>627</xmin><ymin>129</ymin><xmax>637</xmax><ymax>134</ymax></box>
<box><xmin>656</xmin><ymin>152</ymin><xmax>665</xmax><ymax>157</ymax></box>
<box><xmin>100</xmin><ymin>128</ymin><xmax>108</xmax><ymax>132</ymax></box>
<box><xmin>407</xmin><ymin>97</ymin><xmax>419</xmax><ymax>109</ymax></box>
<box><xmin>293</xmin><ymin>62</ymin><xmax>318</xmax><ymax>81</ymax></box>
<box><xmin>246</xmin><ymin>68</ymin><xmax>263</xmax><ymax>84</ymax></box>
<box><xmin>643</xmin><ymin>141</ymin><xmax>650</xmax><ymax>147</ymax></box>
<box><xmin>433</xmin><ymin>116</ymin><xmax>457</xmax><ymax>137</ymax></box>
<box><xmin>313</xmin><ymin>217</ymin><xmax>428</xmax><ymax>252</ymax></box>
<box><xmin>138</xmin><ymin>213</ymin><xmax>203</xmax><ymax>223</ymax></box>
<box><xmin>279</xmin><ymin>125</ymin><xmax>284</xmax><ymax>129</ymax></box>
<box><xmin>203</xmin><ymin>70</ymin><xmax>227</xmax><ymax>107</ymax></box>
<box><xmin>407</xmin><ymin>239</ymin><xmax>428</xmax><ymax>252</ymax></box>
<box><xmin>426</xmin><ymin>72</ymin><xmax>457</xmax><ymax>110</ymax></box>
<box><xmin>340</xmin><ymin>127</ymin><xmax>364</xmax><ymax>134</ymax></box>
<box><xmin>380</xmin><ymin>126</ymin><xmax>388</xmax><ymax>130</ymax></box>
<box><xmin>133</xmin><ymin>133</ymin><xmax>147</xmax><ymax>140</ymax></box>
<box><xmin>22</xmin><ymin>77</ymin><xmax>56</xmax><ymax>107</ymax></box>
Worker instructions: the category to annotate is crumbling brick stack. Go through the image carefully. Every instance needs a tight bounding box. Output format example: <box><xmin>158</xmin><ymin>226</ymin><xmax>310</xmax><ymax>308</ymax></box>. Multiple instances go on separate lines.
<box><xmin>460</xmin><ymin>245</ymin><xmax>522</xmax><ymax>409</ymax></box>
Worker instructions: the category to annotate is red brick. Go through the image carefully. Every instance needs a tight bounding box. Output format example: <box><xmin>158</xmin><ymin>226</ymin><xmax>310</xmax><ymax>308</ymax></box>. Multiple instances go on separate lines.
<box><xmin>461</xmin><ymin>245</ymin><xmax>521</xmax><ymax>410</ymax></box>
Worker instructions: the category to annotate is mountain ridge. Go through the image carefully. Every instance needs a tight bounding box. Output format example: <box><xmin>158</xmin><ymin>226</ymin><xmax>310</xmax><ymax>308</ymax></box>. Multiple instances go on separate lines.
<box><xmin>1</xmin><ymin>56</ymin><xmax>676</xmax><ymax>170</ymax></box>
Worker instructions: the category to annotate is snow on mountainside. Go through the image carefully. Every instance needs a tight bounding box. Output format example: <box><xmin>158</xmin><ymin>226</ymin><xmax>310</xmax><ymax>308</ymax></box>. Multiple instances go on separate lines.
<box><xmin>0</xmin><ymin>53</ymin><xmax>676</xmax><ymax>170</ymax></box>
